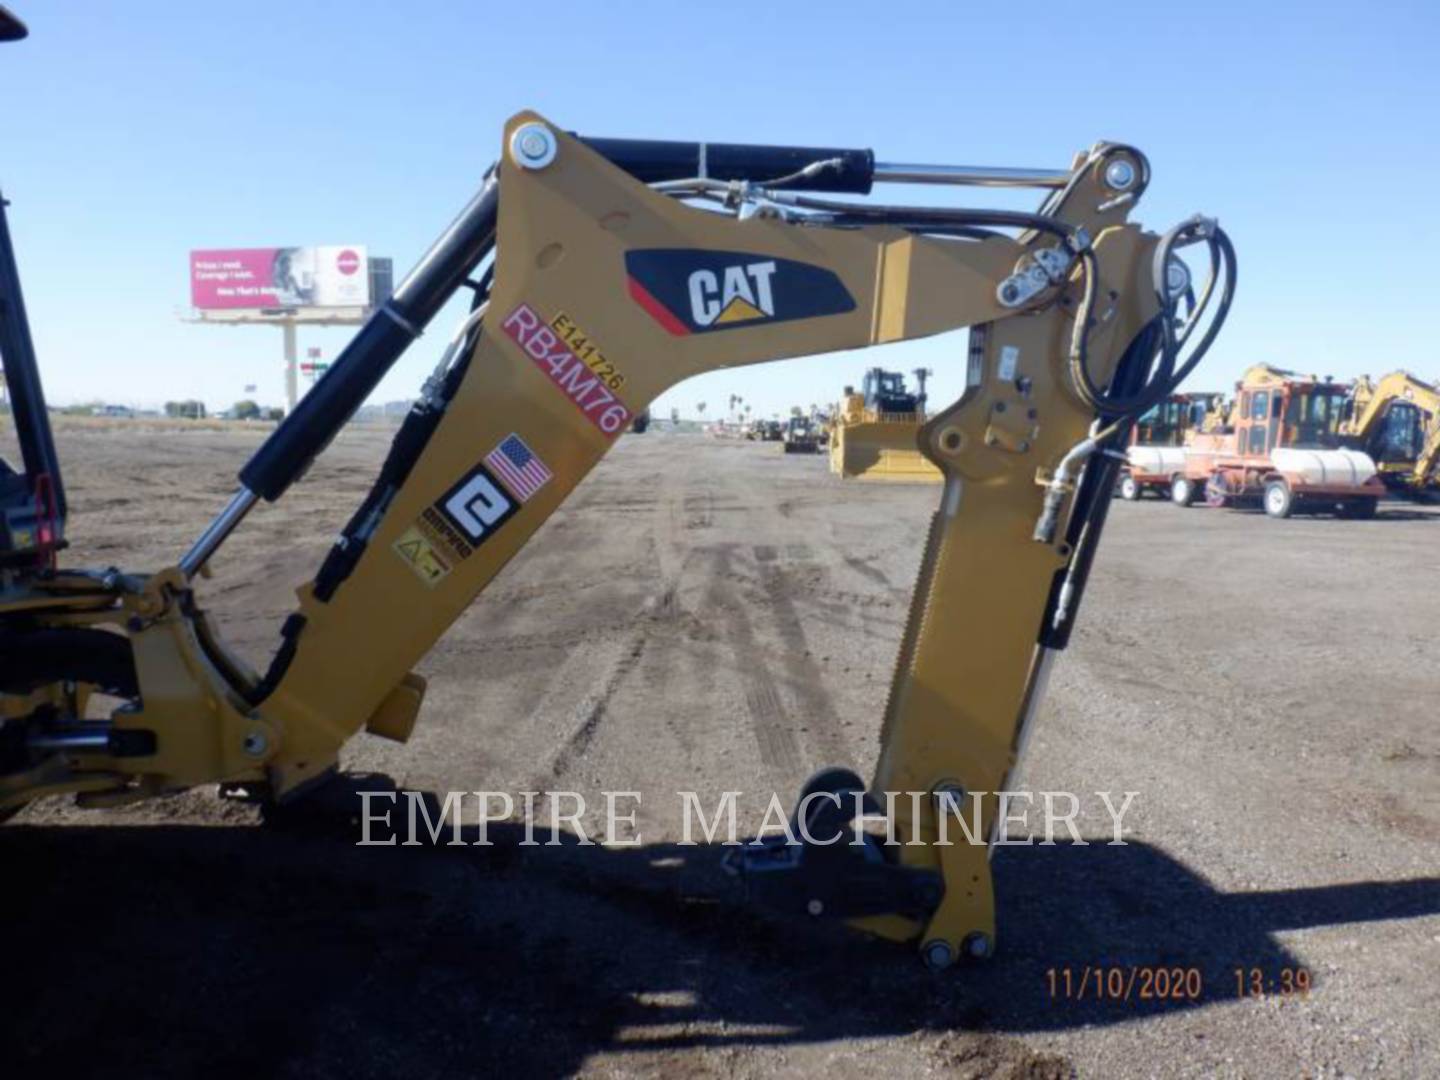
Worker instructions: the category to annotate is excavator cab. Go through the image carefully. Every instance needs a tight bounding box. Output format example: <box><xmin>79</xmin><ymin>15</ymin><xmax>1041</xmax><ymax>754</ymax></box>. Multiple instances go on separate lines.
<box><xmin>1132</xmin><ymin>397</ymin><xmax>1187</xmax><ymax>446</ymax></box>
<box><xmin>1279</xmin><ymin>382</ymin><xmax>1348</xmax><ymax>451</ymax></box>
<box><xmin>1183</xmin><ymin>392</ymin><xmax>1221</xmax><ymax>433</ymax></box>
<box><xmin>1341</xmin><ymin>371</ymin><xmax>1440</xmax><ymax>492</ymax></box>
<box><xmin>861</xmin><ymin>368</ymin><xmax>918</xmax><ymax>414</ymax></box>
<box><xmin>1370</xmin><ymin>403</ymin><xmax>1425</xmax><ymax>467</ymax></box>
<box><xmin>1130</xmin><ymin>391</ymin><xmax>1219</xmax><ymax>447</ymax></box>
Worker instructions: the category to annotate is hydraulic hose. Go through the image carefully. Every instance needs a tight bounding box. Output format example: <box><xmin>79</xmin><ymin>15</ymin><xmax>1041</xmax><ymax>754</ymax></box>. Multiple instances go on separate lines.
<box><xmin>238</xmin><ymin>174</ymin><xmax>500</xmax><ymax>502</ymax></box>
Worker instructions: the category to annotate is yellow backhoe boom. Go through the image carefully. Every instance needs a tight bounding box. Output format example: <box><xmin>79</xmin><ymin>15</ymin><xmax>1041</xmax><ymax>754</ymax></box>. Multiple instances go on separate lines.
<box><xmin>1</xmin><ymin>114</ymin><xmax>1236</xmax><ymax>968</ymax></box>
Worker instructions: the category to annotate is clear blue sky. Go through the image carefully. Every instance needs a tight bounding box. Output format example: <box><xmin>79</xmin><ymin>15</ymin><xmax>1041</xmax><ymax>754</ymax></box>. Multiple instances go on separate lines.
<box><xmin>4</xmin><ymin>1</ymin><xmax>1437</xmax><ymax>420</ymax></box>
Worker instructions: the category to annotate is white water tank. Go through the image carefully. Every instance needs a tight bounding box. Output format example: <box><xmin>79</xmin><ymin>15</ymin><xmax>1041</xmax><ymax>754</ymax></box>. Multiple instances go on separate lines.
<box><xmin>1269</xmin><ymin>447</ymin><xmax>1377</xmax><ymax>487</ymax></box>
<box><xmin>1126</xmin><ymin>445</ymin><xmax>1188</xmax><ymax>476</ymax></box>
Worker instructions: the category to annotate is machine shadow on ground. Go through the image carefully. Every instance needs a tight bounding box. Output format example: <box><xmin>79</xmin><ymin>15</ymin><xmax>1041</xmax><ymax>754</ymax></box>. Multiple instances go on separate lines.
<box><xmin>5</xmin><ymin>782</ymin><xmax>1437</xmax><ymax>1079</ymax></box>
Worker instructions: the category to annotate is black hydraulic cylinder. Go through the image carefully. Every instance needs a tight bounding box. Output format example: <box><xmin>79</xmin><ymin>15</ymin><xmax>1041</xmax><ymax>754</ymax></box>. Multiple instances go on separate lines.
<box><xmin>0</xmin><ymin>8</ymin><xmax>27</xmax><ymax>42</ymax></box>
<box><xmin>239</xmin><ymin>133</ymin><xmax>870</xmax><ymax>502</ymax></box>
<box><xmin>579</xmin><ymin>136</ymin><xmax>875</xmax><ymax>194</ymax></box>
<box><xmin>238</xmin><ymin>177</ymin><xmax>499</xmax><ymax>502</ymax></box>
<box><xmin>0</xmin><ymin>189</ymin><xmax>65</xmax><ymax>518</ymax></box>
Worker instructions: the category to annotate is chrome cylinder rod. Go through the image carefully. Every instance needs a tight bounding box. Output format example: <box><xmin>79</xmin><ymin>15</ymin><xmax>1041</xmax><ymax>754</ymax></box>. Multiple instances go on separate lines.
<box><xmin>28</xmin><ymin>730</ymin><xmax>111</xmax><ymax>752</ymax></box>
<box><xmin>873</xmin><ymin>162</ymin><xmax>1073</xmax><ymax>189</ymax></box>
<box><xmin>178</xmin><ymin>487</ymin><xmax>259</xmax><ymax>579</ymax></box>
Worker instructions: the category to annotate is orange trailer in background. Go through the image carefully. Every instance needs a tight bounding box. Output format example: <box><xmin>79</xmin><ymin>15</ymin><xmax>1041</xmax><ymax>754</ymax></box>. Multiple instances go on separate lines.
<box><xmin>1116</xmin><ymin>391</ymin><xmax>1222</xmax><ymax>500</ymax></box>
<box><xmin>1172</xmin><ymin>365</ymin><xmax>1384</xmax><ymax>518</ymax></box>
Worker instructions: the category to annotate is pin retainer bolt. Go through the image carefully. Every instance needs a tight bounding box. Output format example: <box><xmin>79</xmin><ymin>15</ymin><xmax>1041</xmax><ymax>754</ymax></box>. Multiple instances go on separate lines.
<box><xmin>510</xmin><ymin>123</ymin><xmax>557</xmax><ymax>170</ymax></box>
<box><xmin>1166</xmin><ymin>259</ymin><xmax>1191</xmax><ymax>298</ymax></box>
<box><xmin>963</xmin><ymin>932</ymin><xmax>993</xmax><ymax>960</ymax></box>
<box><xmin>922</xmin><ymin>939</ymin><xmax>955</xmax><ymax>971</ymax></box>
<box><xmin>1104</xmin><ymin>158</ymin><xmax>1136</xmax><ymax>191</ymax></box>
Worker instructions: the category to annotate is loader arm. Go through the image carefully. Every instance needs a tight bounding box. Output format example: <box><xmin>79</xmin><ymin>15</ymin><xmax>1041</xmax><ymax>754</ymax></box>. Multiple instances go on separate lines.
<box><xmin>2</xmin><ymin>113</ymin><xmax>1235</xmax><ymax>964</ymax></box>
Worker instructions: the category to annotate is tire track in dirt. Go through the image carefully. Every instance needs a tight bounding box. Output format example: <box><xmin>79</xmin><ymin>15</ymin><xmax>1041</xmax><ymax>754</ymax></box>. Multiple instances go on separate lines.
<box><xmin>752</xmin><ymin>553</ymin><xmax>849</xmax><ymax>766</ymax></box>
<box><xmin>526</xmin><ymin>448</ymin><xmax>698</xmax><ymax>789</ymax></box>
<box><xmin>533</xmin><ymin>632</ymin><xmax>650</xmax><ymax>781</ymax></box>
<box><xmin>696</xmin><ymin>460</ymin><xmax>887</xmax><ymax>788</ymax></box>
<box><xmin>703</xmin><ymin>543</ymin><xmax>805</xmax><ymax>784</ymax></box>
<box><xmin>641</xmin><ymin>456</ymin><xmax>717</xmax><ymax>771</ymax></box>
<box><xmin>842</xmin><ymin>552</ymin><xmax>893</xmax><ymax>589</ymax></box>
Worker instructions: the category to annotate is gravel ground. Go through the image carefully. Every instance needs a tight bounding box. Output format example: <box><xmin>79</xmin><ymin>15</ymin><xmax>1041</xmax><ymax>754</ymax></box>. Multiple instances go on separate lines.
<box><xmin>3</xmin><ymin>420</ymin><xmax>1438</xmax><ymax>1079</ymax></box>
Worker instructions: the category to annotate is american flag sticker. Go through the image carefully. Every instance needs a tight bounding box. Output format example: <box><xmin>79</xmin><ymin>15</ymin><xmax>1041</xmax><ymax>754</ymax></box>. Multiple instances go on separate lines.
<box><xmin>484</xmin><ymin>433</ymin><xmax>553</xmax><ymax>503</ymax></box>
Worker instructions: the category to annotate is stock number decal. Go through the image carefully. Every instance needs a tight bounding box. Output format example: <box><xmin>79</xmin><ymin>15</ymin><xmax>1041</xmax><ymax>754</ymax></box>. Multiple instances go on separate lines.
<box><xmin>550</xmin><ymin>312</ymin><xmax>624</xmax><ymax>391</ymax></box>
<box><xmin>502</xmin><ymin>303</ymin><xmax>632</xmax><ymax>437</ymax></box>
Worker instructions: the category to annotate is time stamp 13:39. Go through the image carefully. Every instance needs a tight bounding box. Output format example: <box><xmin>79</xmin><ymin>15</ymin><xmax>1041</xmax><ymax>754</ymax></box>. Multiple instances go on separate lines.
<box><xmin>1046</xmin><ymin>965</ymin><xmax>1314</xmax><ymax>1003</ymax></box>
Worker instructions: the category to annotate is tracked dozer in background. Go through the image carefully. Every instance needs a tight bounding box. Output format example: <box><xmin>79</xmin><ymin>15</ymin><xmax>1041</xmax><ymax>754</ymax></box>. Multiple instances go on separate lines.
<box><xmin>828</xmin><ymin>367</ymin><xmax>941</xmax><ymax>481</ymax></box>
<box><xmin>782</xmin><ymin>413</ymin><xmax>821</xmax><ymax>453</ymax></box>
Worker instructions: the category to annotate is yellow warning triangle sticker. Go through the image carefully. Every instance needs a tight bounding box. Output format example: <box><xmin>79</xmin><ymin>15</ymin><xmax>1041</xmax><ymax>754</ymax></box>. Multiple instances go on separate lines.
<box><xmin>396</xmin><ymin>538</ymin><xmax>422</xmax><ymax>563</ymax></box>
<box><xmin>715</xmin><ymin>297</ymin><xmax>766</xmax><ymax>324</ymax></box>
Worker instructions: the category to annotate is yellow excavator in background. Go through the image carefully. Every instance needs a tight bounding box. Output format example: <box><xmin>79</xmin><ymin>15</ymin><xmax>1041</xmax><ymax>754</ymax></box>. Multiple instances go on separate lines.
<box><xmin>1342</xmin><ymin>371</ymin><xmax>1440</xmax><ymax>493</ymax></box>
<box><xmin>828</xmin><ymin>367</ymin><xmax>942</xmax><ymax>481</ymax></box>
<box><xmin>0</xmin><ymin>17</ymin><xmax>1237</xmax><ymax>971</ymax></box>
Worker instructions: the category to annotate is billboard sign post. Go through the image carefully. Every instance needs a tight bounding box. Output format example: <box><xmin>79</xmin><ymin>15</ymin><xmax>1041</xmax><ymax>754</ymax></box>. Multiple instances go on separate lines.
<box><xmin>185</xmin><ymin>246</ymin><xmax>391</xmax><ymax>413</ymax></box>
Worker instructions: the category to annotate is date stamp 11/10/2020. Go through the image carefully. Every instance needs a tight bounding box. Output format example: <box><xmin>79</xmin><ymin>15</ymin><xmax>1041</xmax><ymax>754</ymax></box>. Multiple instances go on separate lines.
<box><xmin>1046</xmin><ymin>966</ymin><xmax>1314</xmax><ymax>1004</ymax></box>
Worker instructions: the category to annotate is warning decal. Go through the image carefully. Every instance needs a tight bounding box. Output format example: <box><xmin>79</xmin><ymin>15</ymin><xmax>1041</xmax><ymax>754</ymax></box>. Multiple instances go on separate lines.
<box><xmin>393</xmin><ymin>525</ymin><xmax>453</xmax><ymax>588</ymax></box>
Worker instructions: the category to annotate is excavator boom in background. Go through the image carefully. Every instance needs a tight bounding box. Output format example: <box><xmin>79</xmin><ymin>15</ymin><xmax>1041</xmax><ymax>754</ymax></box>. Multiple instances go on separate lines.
<box><xmin>0</xmin><ymin>106</ymin><xmax>1235</xmax><ymax>967</ymax></box>
<box><xmin>1342</xmin><ymin>370</ymin><xmax>1440</xmax><ymax>493</ymax></box>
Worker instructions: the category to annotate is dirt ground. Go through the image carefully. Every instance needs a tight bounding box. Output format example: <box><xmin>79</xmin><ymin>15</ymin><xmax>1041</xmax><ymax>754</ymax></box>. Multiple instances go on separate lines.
<box><xmin>3</xmin><ymin>419</ymin><xmax>1438</xmax><ymax>1079</ymax></box>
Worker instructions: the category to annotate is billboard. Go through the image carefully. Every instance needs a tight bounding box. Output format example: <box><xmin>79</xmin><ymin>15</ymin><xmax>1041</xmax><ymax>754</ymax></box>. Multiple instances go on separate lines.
<box><xmin>190</xmin><ymin>246</ymin><xmax>370</xmax><ymax>310</ymax></box>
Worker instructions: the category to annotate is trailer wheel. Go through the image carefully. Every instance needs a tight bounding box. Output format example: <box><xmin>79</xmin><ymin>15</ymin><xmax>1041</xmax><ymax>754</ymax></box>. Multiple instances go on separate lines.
<box><xmin>1263</xmin><ymin>479</ymin><xmax>1294</xmax><ymax>519</ymax></box>
<box><xmin>1337</xmin><ymin>497</ymin><xmax>1378</xmax><ymax>519</ymax></box>
<box><xmin>1171</xmin><ymin>476</ymin><xmax>1199</xmax><ymax>506</ymax></box>
<box><xmin>1119</xmin><ymin>473</ymin><xmax>1141</xmax><ymax>501</ymax></box>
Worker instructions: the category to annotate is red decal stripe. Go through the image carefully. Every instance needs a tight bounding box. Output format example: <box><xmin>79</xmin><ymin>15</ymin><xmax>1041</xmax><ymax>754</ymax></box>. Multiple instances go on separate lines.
<box><xmin>627</xmin><ymin>276</ymin><xmax>690</xmax><ymax>336</ymax></box>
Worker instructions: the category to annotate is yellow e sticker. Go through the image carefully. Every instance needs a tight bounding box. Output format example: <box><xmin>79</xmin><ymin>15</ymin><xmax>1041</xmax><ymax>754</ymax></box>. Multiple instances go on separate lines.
<box><xmin>393</xmin><ymin>525</ymin><xmax>453</xmax><ymax>588</ymax></box>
